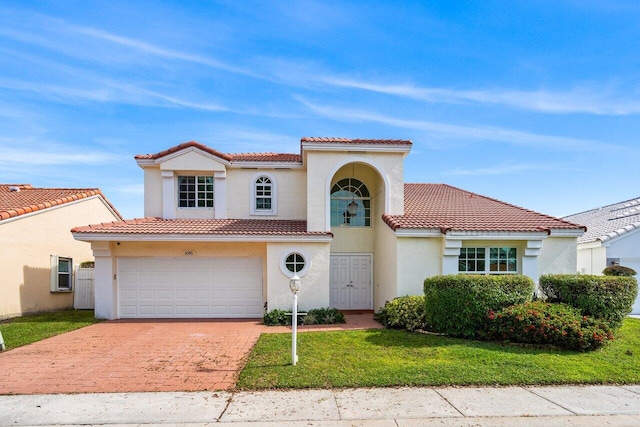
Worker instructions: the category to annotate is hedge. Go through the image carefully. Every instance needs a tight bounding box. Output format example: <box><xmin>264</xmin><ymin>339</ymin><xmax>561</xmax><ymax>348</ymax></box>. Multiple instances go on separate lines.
<box><xmin>374</xmin><ymin>296</ymin><xmax>428</xmax><ymax>331</ymax></box>
<box><xmin>539</xmin><ymin>274</ymin><xmax>638</xmax><ymax>329</ymax></box>
<box><xmin>424</xmin><ymin>274</ymin><xmax>535</xmax><ymax>338</ymax></box>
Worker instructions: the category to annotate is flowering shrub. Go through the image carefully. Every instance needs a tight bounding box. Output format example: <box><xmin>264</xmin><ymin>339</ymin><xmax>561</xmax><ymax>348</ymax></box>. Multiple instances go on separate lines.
<box><xmin>539</xmin><ymin>274</ymin><xmax>638</xmax><ymax>329</ymax></box>
<box><xmin>375</xmin><ymin>296</ymin><xmax>428</xmax><ymax>331</ymax></box>
<box><xmin>424</xmin><ymin>275</ymin><xmax>534</xmax><ymax>338</ymax></box>
<box><xmin>482</xmin><ymin>301</ymin><xmax>615</xmax><ymax>351</ymax></box>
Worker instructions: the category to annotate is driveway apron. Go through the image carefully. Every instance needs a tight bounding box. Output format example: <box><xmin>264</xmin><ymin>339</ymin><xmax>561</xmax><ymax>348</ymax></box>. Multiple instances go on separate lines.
<box><xmin>0</xmin><ymin>319</ymin><xmax>265</xmax><ymax>395</ymax></box>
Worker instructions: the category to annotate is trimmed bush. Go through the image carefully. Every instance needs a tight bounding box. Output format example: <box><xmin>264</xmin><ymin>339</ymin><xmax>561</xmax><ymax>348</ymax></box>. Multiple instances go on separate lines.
<box><xmin>302</xmin><ymin>308</ymin><xmax>346</xmax><ymax>325</ymax></box>
<box><xmin>603</xmin><ymin>265</ymin><xmax>637</xmax><ymax>277</ymax></box>
<box><xmin>374</xmin><ymin>296</ymin><xmax>428</xmax><ymax>331</ymax></box>
<box><xmin>424</xmin><ymin>274</ymin><xmax>535</xmax><ymax>338</ymax></box>
<box><xmin>483</xmin><ymin>301</ymin><xmax>615</xmax><ymax>351</ymax></box>
<box><xmin>263</xmin><ymin>307</ymin><xmax>345</xmax><ymax>326</ymax></box>
<box><xmin>263</xmin><ymin>309</ymin><xmax>291</xmax><ymax>326</ymax></box>
<box><xmin>539</xmin><ymin>274</ymin><xmax>638</xmax><ymax>329</ymax></box>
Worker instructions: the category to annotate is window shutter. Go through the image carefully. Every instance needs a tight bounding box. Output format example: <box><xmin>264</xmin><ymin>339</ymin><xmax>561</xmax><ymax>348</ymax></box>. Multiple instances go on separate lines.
<box><xmin>50</xmin><ymin>255</ymin><xmax>59</xmax><ymax>292</ymax></box>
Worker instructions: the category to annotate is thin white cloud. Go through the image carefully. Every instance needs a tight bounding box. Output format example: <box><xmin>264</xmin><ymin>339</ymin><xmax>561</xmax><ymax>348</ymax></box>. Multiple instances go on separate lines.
<box><xmin>0</xmin><ymin>141</ymin><xmax>124</xmax><ymax>165</ymax></box>
<box><xmin>319</xmin><ymin>76</ymin><xmax>640</xmax><ymax>116</ymax></box>
<box><xmin>112</xmin><ymin>184</ymin><xmax>145</xmax><ymax>195</ymax></box>
<box><xmin>443</xmin><ymin>163</ymin><xmax>578</xmax><ymax>176</ymax></box>
<box><xmin>298</xmin><ymin>98</ymin><xmax>627</xmax><ymax>151</ymax></box>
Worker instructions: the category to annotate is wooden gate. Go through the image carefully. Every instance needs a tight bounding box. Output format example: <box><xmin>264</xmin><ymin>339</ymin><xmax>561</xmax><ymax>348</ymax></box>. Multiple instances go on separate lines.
<box><xmin>74</xmin><ymin>267</ymin><xmax>95</xmax><ymax>309</ymax></box>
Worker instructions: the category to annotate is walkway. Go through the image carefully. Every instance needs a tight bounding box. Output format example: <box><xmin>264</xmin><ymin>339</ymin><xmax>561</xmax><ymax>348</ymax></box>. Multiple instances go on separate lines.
<box><xmin>2</xmin><ymin>385</ymin><xmax>639</xmax><ymax>426</ymax></box>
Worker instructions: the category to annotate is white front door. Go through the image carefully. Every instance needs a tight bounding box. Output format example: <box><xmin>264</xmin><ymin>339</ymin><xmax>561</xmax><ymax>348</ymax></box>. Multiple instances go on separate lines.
<box><xmin>330</xmin><ymin>254</ymin><xmax>372</xmax><ymax>310</ymax></box>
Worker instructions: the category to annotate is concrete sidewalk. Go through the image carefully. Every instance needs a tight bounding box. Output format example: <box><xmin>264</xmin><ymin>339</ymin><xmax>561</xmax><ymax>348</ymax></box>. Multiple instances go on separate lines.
<box><xmin>2</xmin><ymin>385</ymin><xmax>639</xmax><ymax>426</ymax></box>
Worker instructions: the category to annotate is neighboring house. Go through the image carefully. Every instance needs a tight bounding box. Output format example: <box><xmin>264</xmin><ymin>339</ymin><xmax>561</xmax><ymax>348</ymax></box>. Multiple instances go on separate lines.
<box><xmin>0</xmin><ymin>184</ymin><xmax>122</xmax><ymax>319</ymax></box>
<box><xmin>72</xmin><ymin>139</ymin><xmax>585</xmax><ymax>320</ymax></box>
<box><xmin>564</xmin><ymin>198</ymin><xmax>640</xmax><ymax>314</ymax></box>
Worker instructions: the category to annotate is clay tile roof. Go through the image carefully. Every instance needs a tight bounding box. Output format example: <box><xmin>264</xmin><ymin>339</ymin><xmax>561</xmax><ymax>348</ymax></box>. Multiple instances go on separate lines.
<box><xmin>135</xmin><ymin>141</ymin><xmax>233</xmax><ymax>162</ymax></box>
<box><xmin>383</xmin><ymin>183</ymin><xmax>585</xmax><ymax>233</ymax></box>
<box><xmin>0</xmin><ymin>184</ymin><xmax>122</xmax><ymax>221</ymax></box>
<box><xmin>71</xmin><ymin>218</ymin><xmax>331</xmax><ymax>237</ymax></box>
<box><xmin>301</xmin><ymin>137</ymin><xmax>412</xmax><ymax>145</ymax></box>
<box><xmin>563</xmin><ymin>197</ymin><xmax>640</xmax><ymax>244</ymax></box>
<box><xmin>229</xmin><ymin>152</ymin><xmax>302</xmax><ymax>162</ymax></box>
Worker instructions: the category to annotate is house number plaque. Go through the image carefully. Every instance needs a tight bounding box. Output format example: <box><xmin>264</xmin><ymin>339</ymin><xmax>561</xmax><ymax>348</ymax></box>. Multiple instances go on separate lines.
<box><xmin>184</xmin><ymin>250</ymin><xmax>195</xmax><ymax>256</ymax></box>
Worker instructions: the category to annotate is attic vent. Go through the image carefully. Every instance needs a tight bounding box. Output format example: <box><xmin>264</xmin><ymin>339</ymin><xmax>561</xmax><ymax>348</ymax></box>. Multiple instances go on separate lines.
<box><xmin>8</xmin><ymin>186</ymin><xmax>20</xmax><ymax>192</ymax></box>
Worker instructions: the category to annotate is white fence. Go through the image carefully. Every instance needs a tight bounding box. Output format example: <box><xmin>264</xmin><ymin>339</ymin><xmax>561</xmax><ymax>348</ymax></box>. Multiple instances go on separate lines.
<box><xmin>74</xmin><ymin>267</ymin><xmax>95</xmax><ymax>310</ymax></box>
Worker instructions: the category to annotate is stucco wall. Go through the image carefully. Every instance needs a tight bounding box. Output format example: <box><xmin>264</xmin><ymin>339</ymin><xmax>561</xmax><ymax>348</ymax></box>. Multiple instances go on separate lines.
<box><xmin>0</xmin><ymin>197</ymin><xmax>120</xmax><ymax>319</ymax></box>
<box><xmin>305</xmin><ymin>151</ymin><xmax>406</xmax><ymax>232</ymax></box>
<box><xmin>538</xmin><ymin>237</ymin><xmax>579</xmax><ymax>275</ymax></box>
<box><xmin>266</xmin><ymin>242</ymin><xmax>331</xmax><ymax>311</ymax></box>
<box><xmin>226</xmin><ymin>168</ymin><xmax>307</xmax><ymax>220</ymax></box>
<box><xmin>577</xmin><ymin>246</ymin><xmax>607</xmax><ymax>275</ymax></box>
<box><xmin>143</xmin><ymin>168</ymin><xmax>162</xmax><ymax>217</ymax></box>
<box><xmin>397</xmin><ymin>237</ymin><xmax>442</xmax><ymax>297</ymax></box>
<box><xmin>373</xmin><ymin>223</ymin><xmax>398</xmax><ymax>311</ymax></box>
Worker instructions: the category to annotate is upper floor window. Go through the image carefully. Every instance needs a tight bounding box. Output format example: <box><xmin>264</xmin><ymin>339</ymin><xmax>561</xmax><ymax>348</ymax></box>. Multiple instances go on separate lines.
<box><xmin>330</xmin><ymin>178</ymin><xmax>371</xmax><ymax>227</ymax></box>
<box><xmin>255</xmin><ymin>176</ymin><xmax>272</xmax><ymax>211</ymax></box>
<box><xmin>459</xmin><ymin>247</ymin><xmax>517</xmax><ymax>274</ymax></box>
<box><xmin>178</xmin><ymin>176</ymin><xmax>213</xmax><ymax>208</ymax></box>
<box><xmin>251</xmin><ymin>173</ymin><xmax>278</xmax><ymax>215</ymax></box>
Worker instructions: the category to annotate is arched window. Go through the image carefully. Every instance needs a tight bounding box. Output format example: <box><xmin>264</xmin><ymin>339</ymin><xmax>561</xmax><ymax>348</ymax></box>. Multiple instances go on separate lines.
<box><xmin>251</xmin><ymin>174</ymin><xmax>277</xmax><ymax>215</ymax></box>
<box><xmin>330</xmin><ymin>178</ymin><xmax>371</xmax><ymax>227</ymax></box>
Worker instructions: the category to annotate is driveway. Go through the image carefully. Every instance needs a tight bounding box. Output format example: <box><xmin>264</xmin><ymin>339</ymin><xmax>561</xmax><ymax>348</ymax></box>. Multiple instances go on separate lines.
<box><xmin>0</xmin><ymin>319</ymin><xmax>265</xmax><ymax>395</ymax></box>
<box><xmin>0</xmin><ymin>314</ymin><xmax>381</xmax><ymax>395</ymax></box>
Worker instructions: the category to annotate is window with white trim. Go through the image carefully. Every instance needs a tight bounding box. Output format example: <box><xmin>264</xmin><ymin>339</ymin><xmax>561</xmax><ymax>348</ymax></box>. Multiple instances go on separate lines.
<box><xmin>279</xmin><ymin>249</ymin><xmax>311</xmax><ymax>277</ymax></box>
<box><xmin>50</xmin><ymin>255</ymin><xmax>73</xmax><ymax>292</ymax></box>
<box><xmin>178</xmin><ymin>176</ymin><xmax>214</xmax><ymax>208</ymax></box>
<box><xmin>255</xmin><ymin>176</ymin><xmax>272</xmax><ymax>211</ymax></box>
<box><xmin>459</xmin><ymin>247</ymin><xmax>517</xmax><ymax>274</ymax></box>
<box><xmin>330</xmin><ymin>178</ymin><xmax>371</xmax><ymax>227</ymax></box>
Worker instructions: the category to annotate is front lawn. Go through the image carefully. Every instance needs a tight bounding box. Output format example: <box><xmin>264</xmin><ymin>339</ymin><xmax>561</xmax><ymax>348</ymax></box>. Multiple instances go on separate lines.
<box><xmin>238</xmin><ymin>317</ymin><xmax>640</xmax><ymax>389</ymax></box>
<box><xmin>0</xmin><ymin>310</ymin><xmax>101</xmax><ymax>350</ymax></box>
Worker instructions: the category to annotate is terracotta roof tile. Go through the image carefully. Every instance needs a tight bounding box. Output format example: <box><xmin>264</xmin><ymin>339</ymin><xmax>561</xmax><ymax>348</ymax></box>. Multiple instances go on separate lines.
<box><xmin>383</xmin><ymin>184</ymin><xmax>584</xmax><ymax>233</ymax></box>
<box><xmin>229</xmin><ymin>152</ymin><xmax>302</xmax><ymax>162</ymax></box>
<box><xmin>301</xmin><ymin>137</ymin><xmax>412</xmax><ymax>145</ymax></box>
<box><xmin>0</xmin><ymin>184</ymin><xmax>123</xmax><ymax>221</ymax></box>
<box><xmin>564</xmin><ymin>197</ymin><xmax>640</xmax><ymax>243</ymax></box>
<box><xmin>72</xmin><ymin>218</ymin><xmax>331</xmax><ymax>237</ymax></box>
<box><xmin>135</xmin><ymin>141</ymin><xmax>233</xmax><ymax>161</ymax></box>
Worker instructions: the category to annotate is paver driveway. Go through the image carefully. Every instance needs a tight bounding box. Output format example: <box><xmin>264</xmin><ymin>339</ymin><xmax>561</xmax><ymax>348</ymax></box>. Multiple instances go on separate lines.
<box><xmin>0</xmin><ymin>314</ymin><xmax>381</xmax><ymax>395</ymax></box>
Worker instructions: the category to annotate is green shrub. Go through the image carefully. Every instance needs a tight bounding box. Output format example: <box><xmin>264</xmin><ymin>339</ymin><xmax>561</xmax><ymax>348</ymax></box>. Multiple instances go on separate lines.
<box><xmin>483</xmin><ymin>301</ymin><xmax>615</xmax><ymax>351</ymax></box>
<box><xmin>539</xmin><ymin>274</ymin><xmax>638</xmax><ymax>329</ymax></box>
<box><xmin>302</xmin><ymin>308</ymin><xmax>346</xmax><ymax>325</ymax></box>
<box><xmin>263</xmin><ymin>309</ymin><xmax>291</xmax><ymax>326</ymax></box>
<box><xmin>424</xmin><ymin>274</ymin><xmax>535</xmax><ymax>338</ymax></box>
<box><xmin>374</xmin><ymin>296</ymin><xmax>427</xmax><ymax>331</ymax></box>
<box><xmin>263</xmin><ymin>307</ymin><xmax>345</xmax><ymax>326</ymax></box>
<box><xmin>603</xmin><ymin>265</ymin><xmax>637</xmax><ymax>277</ymax></box>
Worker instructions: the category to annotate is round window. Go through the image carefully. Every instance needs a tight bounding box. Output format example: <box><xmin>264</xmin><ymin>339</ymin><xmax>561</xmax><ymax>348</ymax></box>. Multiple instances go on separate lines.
<box><xmin>279</xmin><ymin>249</ymin><xmax>310</xmax><ymax>277</ymax></box>
<box><xmin>285</xmin><ymin>253</ymin><xmax>305</xmax><ymax>273</ymax></box>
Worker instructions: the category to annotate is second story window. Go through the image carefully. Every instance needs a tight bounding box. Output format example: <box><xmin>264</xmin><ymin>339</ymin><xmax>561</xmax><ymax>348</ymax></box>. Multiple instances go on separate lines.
<box><xmin>255</xmin><ymin>176</ymin><xmax>272</xmax><ymax>211</ymax></box>
<box><xmin>331</xmin><ymin>178</ymin><xmax>371</xmax><ymax>227</ymax></box>
<box><xmin>178</xmin><ymin>176</ymin><xmax>214</xmax><ymax>208</ymax></box>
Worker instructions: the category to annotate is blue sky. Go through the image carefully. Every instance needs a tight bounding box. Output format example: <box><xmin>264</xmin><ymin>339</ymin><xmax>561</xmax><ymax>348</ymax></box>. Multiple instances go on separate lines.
<box><xmin>1</xmin><ymin>1</ymin><xmax>639</xmax><ymax>220</ymax></box>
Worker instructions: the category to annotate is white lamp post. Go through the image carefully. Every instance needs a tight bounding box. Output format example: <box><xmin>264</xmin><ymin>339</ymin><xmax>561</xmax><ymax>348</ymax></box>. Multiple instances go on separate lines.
<box><xmin>289</xmin><ymin>274</ymin><xmax>301</xmax><ymax>366</ymax></box>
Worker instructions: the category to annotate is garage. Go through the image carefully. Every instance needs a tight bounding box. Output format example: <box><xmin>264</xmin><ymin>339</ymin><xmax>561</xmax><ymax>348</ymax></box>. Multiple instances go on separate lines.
<box><xmin>118</xmin><ymin>257</ymin><xmax>263</xmax><ymax>318</ymax></box>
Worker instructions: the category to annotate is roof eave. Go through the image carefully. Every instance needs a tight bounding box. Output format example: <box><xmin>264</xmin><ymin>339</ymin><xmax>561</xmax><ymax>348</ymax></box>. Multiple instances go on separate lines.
<box><xmin>72</xmin><ymin>232</ymin><xmax>333</xmax><ymax>243</ymax></box>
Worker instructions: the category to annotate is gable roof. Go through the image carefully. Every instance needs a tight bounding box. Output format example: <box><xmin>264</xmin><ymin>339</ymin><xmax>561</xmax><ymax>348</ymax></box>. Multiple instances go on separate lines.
<box><xmin>0</xmin><ymin>184</ymin><xmax>122</xmax><ymax>222</ymax></box>
<box><xmin>71</xmin><ymin>218</ymin><xmax>332</xmax><ymax>241</ymax></box>
<box><xmin>563</xmin><ymin>197</ymin><xmax>640</xmax><ymax>244</ymax></box>
<box><xmin>383</xmin><ymin>184</ymin><xmax>585</xmax><ymax>234</ymax></box>
<box><xmin>135</xmin><ymin>138</ymin><xmax>413</xmax><ymax>166</ymax></box>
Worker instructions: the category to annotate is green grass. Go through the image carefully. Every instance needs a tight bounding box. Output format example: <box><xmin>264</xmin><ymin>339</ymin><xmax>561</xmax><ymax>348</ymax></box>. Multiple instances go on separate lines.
<box><xmin>238</xmin><ymin>318</ymin><xmax>640</xmax><ymax>389</ymax></box>
<box><xmin>0</xmin><ymin>310</ymin><xmax>101</xmax><ymax>350</ymax></box>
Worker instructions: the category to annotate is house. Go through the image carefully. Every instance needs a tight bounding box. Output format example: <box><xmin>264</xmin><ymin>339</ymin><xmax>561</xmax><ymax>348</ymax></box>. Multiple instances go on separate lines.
<box><xmin>72</xmin><ymin>139</ymin><xmax>585</xmax><ymax>320</ymax></box>
<box><xmin>564</xmin><ymin>198</ymin><xmax>640</xmax><ymax>314</ymax></box>
<box><xmin>0</xmin><ymin>184</ymin><xmax>122</xmax><ymax>319</ymax></box>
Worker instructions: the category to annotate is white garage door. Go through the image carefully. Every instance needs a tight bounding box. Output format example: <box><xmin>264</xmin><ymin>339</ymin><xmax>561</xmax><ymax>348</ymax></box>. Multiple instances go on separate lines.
<box><xmin>118</xmin><ymin>257</ymin><xmax>263</xmax><ymax>318</ymax></box>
